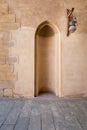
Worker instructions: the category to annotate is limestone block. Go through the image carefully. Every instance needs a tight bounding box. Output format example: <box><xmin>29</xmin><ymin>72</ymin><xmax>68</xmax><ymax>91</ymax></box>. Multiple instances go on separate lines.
<box><xmin>0</xmin><ymin>72</ymin><xmax>6</xmax><ymax>81</ymax></box>
<box><xmin>11</xmin><ymin>28</ymin><xmax>35</xmax><ymax>97</ymax></box>
<box><xmin>3</xmin><ymin>0</ymin><xmax>15</xmax><ymax>13</ymax></box>
<box><xmin>0</xmin><ymin>32</ymin><xmax>3</xmax><ymax>39</ymax></box>
<box><xmin>0</xmin><ymin>31</ymin><xmax>11</xmax><ymax>41</ymax></box>
<box><xmin>0</xmin><ymin>72</ymin><xmax>17</xmax><ymax>81</ymax></box>
<box><xmin>0</xmin><ymin>23</ymin><xmax>21</xmax><ymax>31</ymax></box>
<box><xmin>0</xmin><ymin>49</ymin><xmax>9</xmax><ymax>56</ymax></box>
<box><xmin>0</xmin><ymin>39</ymin><xmax>3</xmax><ymax>47</ymax></box>
<box><xmin>4</xmin><ymin>89</ymin><xmax>13</xmax><ymax>96</ymax></box>
<box><xmin>6</xmin><ymin>56</ymin><xmax>18</xmax><ymax>64</ymax></box>
<box><xmin>0</xmin><ymin>81</ymin><xmax>14</xmax><ymax>89</ymax></box>
<box><xmin>6</xmin><ymin>72</ymin><xmax>18</xmax><ymax>80</ymax></box>
<box><xmin>0</xmin><ymin>89</ymin><xmax>3</xmax><ymax>96</ymax></box>
<box><xmin>0</xmin><ymin>56</ymin><xmax>6</xmax><ymax>64</ymax></box>
<box><xmin>10</xmin><ymin>9</ymin><xmax>21</xmax><ymax>23</ymax></box>
<box><xmin>0</xmin><ymin>64</ymin><xmax>14</xmax><ymax>72</ymax></box>
<box><xmin>0</xmin><ymin>51</ymin><xmax>9</xmax><ymax>56</ymax></box>
<box><xmin>0</xmin><ymin>4</ymin><xmax>8</xmax><ymax>14</ymax></box>
<box><xmin>0</xmin><ymin>14</ymin><xmax>16</xmax><ymax>23</ymax></box>
<box><xmin>3</xmin><ymin>31</ymin><xmax>11</xmax><ymax>41</ymax></box>
<box><xmin>3</xmin><ymin>40</ymin><xmax>15</xmax><ymax>47</ymax></box>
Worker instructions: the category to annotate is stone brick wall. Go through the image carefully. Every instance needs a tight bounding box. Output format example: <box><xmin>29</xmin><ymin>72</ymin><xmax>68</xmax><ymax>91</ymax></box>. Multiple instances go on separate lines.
<box><xmin>0</xmin><ymin>3</ymin><xmax>20</xmax><ymax>97</ymax></box>
<box><xmin>0</xmin><ymin>0</ymin><xmax>87</xmax><ymax>97</ymax></box>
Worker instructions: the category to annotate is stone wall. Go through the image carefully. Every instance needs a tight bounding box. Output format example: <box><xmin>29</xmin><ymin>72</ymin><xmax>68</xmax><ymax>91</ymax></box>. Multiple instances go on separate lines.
<box><xmin>0</xmin><ymin>0</ymin><xmax>87</xmax><ymax>97</ymax></box>
<box><xmin>0</xmin><ymin>3</ymin><xmax>20</xmax><ymax>97</ymax></box>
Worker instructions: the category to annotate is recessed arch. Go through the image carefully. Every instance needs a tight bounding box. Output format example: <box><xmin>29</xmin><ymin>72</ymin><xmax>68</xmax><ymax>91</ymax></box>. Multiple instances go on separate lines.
<box><xmin>35</xmin><ymin>21</ymin><xmax>61</xmax><ymax>97</ymax></box>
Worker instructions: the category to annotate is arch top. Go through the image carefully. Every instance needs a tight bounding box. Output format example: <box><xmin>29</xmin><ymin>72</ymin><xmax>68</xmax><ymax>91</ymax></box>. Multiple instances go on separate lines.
<box><xmin>36</xmin><ymin>21</ymin><xmax>59</xmax><ymax>37</ymax></box>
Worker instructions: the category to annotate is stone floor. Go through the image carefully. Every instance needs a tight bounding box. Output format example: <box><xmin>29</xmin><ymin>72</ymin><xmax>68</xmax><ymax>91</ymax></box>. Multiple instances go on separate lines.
<box><xmin>0</xmin><ymin>95</ymin><xmax>87</xmax><ymax>130</ymax></box>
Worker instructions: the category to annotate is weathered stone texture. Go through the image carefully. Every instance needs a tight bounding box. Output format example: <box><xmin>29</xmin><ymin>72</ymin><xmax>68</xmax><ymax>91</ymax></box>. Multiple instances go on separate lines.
<box><xmin>0</xmin><ymin>72</ymin><xmax>17</xmax><ymax>81</ymax></box>
<box><xmin>0</xmin><ymin>49</ymin><xmax>9</xmax><ymax>56</ymax></box>
<box><xmin>2</xmin><ymin>31</ymin><xmax>11</xmax><ymax>41</ymax></box>
<box><xmin>0</xmin><ymin>39</ymin><xmax>3</xmax><ymax>47</ymax></box>
<box><xmin>0</xmin><ymin>14</ymin><xmax>16</xmax><ymax>23</ymax></box>
<box><xmin>4</xmin><ymin>88</ymin><xmax>13</xmax><ymax>96</ymax></box>
<box><xmin>0</xmin><ymin>89</ymin><xmax>3</xmax><ymax>96</ymax></box>
<box><xmin>0</xmin><ymin>64</ymin><xmax>14</xmax><ymax>72</ymax></box>
<box><xmin>0</xmin><ymin>23</ymin><xmax>20</xmax><ymax>31</ymax></box>
<box><xmin>0</xmin><ymin>56</ymin><xmax>6</xmax><ymax>64</ymax></box>
<box><xmin>3</xmin><ymin>40</ymin><xmax>15</xmax><ymax>47</ymax></box>
<box><xmin>0</xmin><ymin>97</ymin><xmax>87</xmax><ymax>129</ymax></box>
<box><xmin>6</xmin><ymin>56</ymin><xmax>18</xmax><ymax>64</ymax></box>
<box><xmin>0</xmin><ymin>3</ymin><xmax>8</xmax><ymax>14</ymax></box>
<box><xmin>0</xmin><ymin>81</ymin><xmax>14</xmax><ymax>89</ymax></box>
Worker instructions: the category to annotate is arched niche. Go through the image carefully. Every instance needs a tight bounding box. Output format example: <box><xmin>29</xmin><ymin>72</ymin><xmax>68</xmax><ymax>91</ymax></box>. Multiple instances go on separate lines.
<box><xmin>35</xmin><ymin>21</ymin><xmax>61</xmax><ymax>97</ymax></box>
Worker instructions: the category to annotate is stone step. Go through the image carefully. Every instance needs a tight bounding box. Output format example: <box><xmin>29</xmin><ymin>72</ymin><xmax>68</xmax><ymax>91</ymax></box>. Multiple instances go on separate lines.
<box><xmin>0</xmin><ymin>14</ymin><xmax>16</xmax><ymax>23</ymax></box>
<box><xmin>0</xmin><ymin>3</ymin><xmax>9</xmax><ymax>14</ymax></box>
<box><xmin>0</xmin><ymin>23</ymin><xmax>20</xmax><ymax>31</ymax></box>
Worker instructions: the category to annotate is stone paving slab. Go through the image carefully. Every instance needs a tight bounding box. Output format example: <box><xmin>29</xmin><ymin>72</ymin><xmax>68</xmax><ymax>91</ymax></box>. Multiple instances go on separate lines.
<box><xmin>0</xmin><ymin>96</ymin><xmax>87</xmax><ymax>130</ymax></box>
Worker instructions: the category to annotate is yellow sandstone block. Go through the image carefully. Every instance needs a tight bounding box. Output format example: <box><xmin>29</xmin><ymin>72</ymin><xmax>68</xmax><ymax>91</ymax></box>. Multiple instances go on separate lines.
<box><xmin>0</xmin><ymin>52</ymin><xmax>9</xmax><ymax>56</ymax></box>
<box><xmin>0</xmin><ymin>81</ymin><xmax>14</xmax><ymax>88</ymax></box>
<box><xmin>0</xmin><ymin>56</ymin><xmax>6</xmax><ymax>64</ymax></box>
<box><xmin>0</xmin><ymin>14</ymin><xmax>16</xmax><ymax>23</ymax></box>
<box><xmin>0</xmin><ymin>4</ymin><xmax>8</xmax><ymax>14</ymax></box>
<box><xmin>0</xmin><ymin>39</ymin><xmax>3</xmax><ymax>47</ymax></box>
<box><xmin>0</xmin><ymin>46</ymin><xmax>8</xmax><ymax>50</ymax></box>
<box><xmin>0</xmin><ymin>23</ymin><xmax>20</xmax><ymax>31</ymax></box>
<box><xmin>6</xmin><ymin>72</ymin><xmax>17</xmax><ymax>80</ymax></box>
<box><xmin>0</xmin><ymin>64</ymin><xmax>14</xmax><ymax>72</ymax></box>
<box><xmin>6</xmin><ymin>56</ymin><xmax>18</xmax><ymax>64</ymax></box>
<box><xmin>0</xmin><ymin>89</ymin><xmax>3</xmax><ymax>96</ymax></box>
<box><xmin>0</xmin><ymin>72</ymin><xmax>17</xmax><ymax>81</ymax></box>
<box><xmin>0</xmin><ymin>72</ymin><xmax>6</xmax><ymax>80</ymax></box>
<box><xmin>3</xmin><ymin>40</ymin><xmax>15</xmax><ymax>47</ymax></box>
<box><xmin>0</xmin><ymin>49</ymin><xmax>9</xmax><ymax>56</ymax></box>
<box><xmin>4</xmin><ymin>89</ymin><xmax>13</xmax><ymax>97</ymax></box>
<box><xmin>77</xmin><ymin>25</ymin><xmax>87</xmax><ymax>33</ymax></box>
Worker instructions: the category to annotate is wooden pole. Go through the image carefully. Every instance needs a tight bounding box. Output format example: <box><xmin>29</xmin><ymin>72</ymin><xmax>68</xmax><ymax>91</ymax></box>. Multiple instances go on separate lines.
<box><xmin>67</xmin><ymin>8</ymin><xmax>74</xmax><ymax>36</ymax></box>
